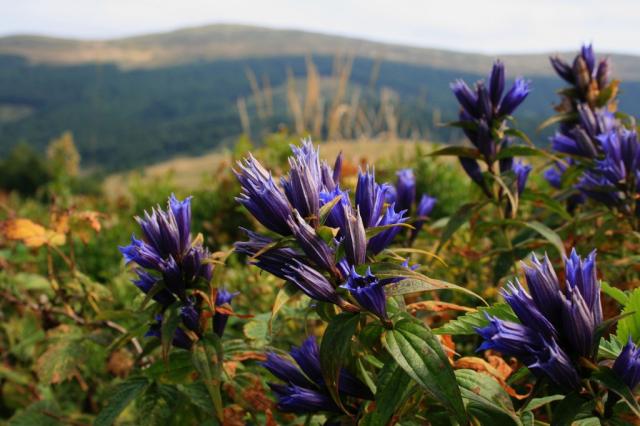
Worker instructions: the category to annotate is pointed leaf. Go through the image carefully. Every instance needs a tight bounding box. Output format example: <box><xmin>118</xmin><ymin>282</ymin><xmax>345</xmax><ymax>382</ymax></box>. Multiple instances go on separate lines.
<box><xmin>382</xmin><ymin>318</ymin><xmax>467</xmax><ymax>424</ymax></box>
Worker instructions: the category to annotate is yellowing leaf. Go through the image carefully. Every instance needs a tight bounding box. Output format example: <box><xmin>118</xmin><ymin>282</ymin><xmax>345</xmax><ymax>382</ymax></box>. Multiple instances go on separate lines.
<box><xmin>3</xmin><ymin>219</ymin><xmax>66</xmax><ymax>248</ymax></box>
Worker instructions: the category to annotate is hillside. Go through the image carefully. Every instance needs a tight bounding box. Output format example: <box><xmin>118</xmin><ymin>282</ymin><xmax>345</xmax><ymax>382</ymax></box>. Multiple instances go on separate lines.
<box><xmin>1</xmin><ymin>25</ymin><xmax>640</xmax><ymax>171</ymax></box>
<box><xmin>2</xmin><ymin>24</ymin><xmax>640</xmax><ymax>80</ymax></box>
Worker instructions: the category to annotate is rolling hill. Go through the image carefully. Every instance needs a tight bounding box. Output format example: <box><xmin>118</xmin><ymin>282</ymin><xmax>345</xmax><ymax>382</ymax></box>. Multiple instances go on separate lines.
<box><xmin>1</xmin><ymin>24</ymin><xmax>639</xmax><ymax>171</ymax></box>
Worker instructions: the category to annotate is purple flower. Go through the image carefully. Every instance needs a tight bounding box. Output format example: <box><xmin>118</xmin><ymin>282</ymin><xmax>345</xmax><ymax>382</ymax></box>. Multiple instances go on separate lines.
<box><xmin>264</xmin><ymin>336</ymin><xmax>372</xmax><ymax>414</ymax></box>
<box><xmin>342</xmin><ymin>205</ymin><xmax>367</xmax><ymax>267</ymax></box>
<box><xmin>234</xmin><ymin>228</ymin><xmax>304</xmax><ymax>281</ymax></box>
<box><xmin>355</xmin><ymin>168</ymin><xmax>390</xmax><ymax>228</ymax></box>
<box><xmin>180</xmin><ymin>299</ymin><xmax>201</xmax><ymax>334</ymax></box>
<box><xmin>283</xmin><ymin>260</ymin><xmax>342</xmax><ymax>305</ymax></box>
<box><xmin>476</xmin><ymin>248</ymin><xmax>603</xmax><ymax>389</ymax></box>
<box><xmin>411</xmin><ymin>194</ymin><xmax>437</xmax><ymax>240</ymax></box>
<box><xmin>287</xmin><ymin>210</ymin><xmax>336</xmax><ymax>275</ymax></box>
<box><xmin>451</xmin><ymin>79</ymin><xmax>480</xmax><ymax>119</ymax></box>
<box><xmin>489</xmin><ymin>60</ymin><xmax>505</xmax><ymax>107</ymax></box>
<box><xmin>213</xmin><ymin>289</ymin><xmax>239</xmax><ymax>337</ymax></box>
<box><xmin>498</xmin><ymin>78</ymin><xmax>531</xmax><ymax>117</ymax></box>
<box><xmin>477</xmin><ymin>316</ymin><xmax>580</xmax><ymax>390</ymax></box>
<box><xmin>367</xmin><ymin>204</ymin><xmax>408</xmax><ymax>255</ymax></box>
<box><xmin>119</xmin><ymin>195</ymin><xmax>212</xmax><ymax>303</ymax></box>
<box><xmin>512</xmin><ymin>160</ymin><xmax>532</xmax><ymax>195</ymax></box>
<box><xmin>394</xmin><ymin>169</ymin><xmax>416</xmax><ymax>214</ymax></box>
<box><xmin>145</xmin><ymin>315</ymin><xmax>193</xmax><ymax>350</ymax></box>
<box><xmin>282</xmin><ymin>141</ymin><xmax>322</xmax><ymax>223</ymax></box>
<box><xmin>132</xmin><ymin>269</ymin><xmax>176</xmax><ymax>307</ymax></box>
<box><xmin>319</xmin><ymin>186</ymin><xmax>351</xmax><ymax>230</ymax></box>
<box><xmin>234</xmin><ymin>154</ymin><xmax>292</xmax><ymax>235</ymax></box>
<box><xmin>613</xmin><ymin>338</ymin><xmax>640</xmax><ymax>390</ymax></box>
<box><xmin>342</xmin><ymin>267</ymin><xmax>387</xmax><ymax>319</ymax></box>
<box><xmin>459</xmin><ymin>157</ymin><xmax>489</xmax><ymax>195</ymax></box>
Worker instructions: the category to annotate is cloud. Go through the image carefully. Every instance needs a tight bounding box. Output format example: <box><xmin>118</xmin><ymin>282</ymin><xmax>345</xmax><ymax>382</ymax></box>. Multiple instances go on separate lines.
<box><xmin>2</xmin><ymin>0</ymin><xmax>640</xmax><ymax>54</ymax></box>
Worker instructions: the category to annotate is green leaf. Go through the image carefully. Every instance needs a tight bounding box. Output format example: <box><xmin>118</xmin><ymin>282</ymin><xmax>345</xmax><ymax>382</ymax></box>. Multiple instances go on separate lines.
<box><xmin>616</xmin><ymin>287</ymin><xmax>640</xmax><ymax>344</ymax></box>
<box><xmin>360</xmin><ymin>362</ymin><xmax>414</xmax><ymax>426</ymax></box>
<box><xmin>537</xmin><ymin>112</ymin><xmax>578</xmax><ymax>132</ymax></box>
<box><xmin>496</xmin><ymin>145</ymin><xmax>542</xmax><ymax>159</ymax></box>
<box><xmin>502</xmin><ymin>129</ymin><xmax>535</xmax><ymax>148</ymax></box>
<box><xmin>601</xmin><ymin>281</ymin><xmax>629</xmax><ymax>306</ymax></box>
<box><xmin>161</xmin><ymin>303</ymin><xmax>181</xmax><ymax>361</ymax></box>
<box><xmin>434</xmin><ymin>303</ymin><xmax>517</xmax><ymax>335</ymax></box>
<box><xmin>427</xmin><ymin>145</ymin><xmax>481</xmax><ymax>159</ymax></box>
<box><xmin>365</xmin><ymin>222</ymin><xmax>414</xmax><ymax>239</ymax></box>
<box><xmin>550</xmin><ymin>392</ymin><xmax>594</xmax><ymax>426</ymax></box>
<box><xmin>598</xmin><ymin>337</ymin><xmax>623</xmax><ymax>360</ymax></box>
<box><xmin>270</xmin><ymin>282</ymin><xmax>299</xmax><ymax>333</ymax></box>
<box><xmin>521</xmin><ymin>394</ymin><xmax>564</xmax><ymax>412</ymax></box>
<box><xmin>318</xmin><ymin>194</ymin><xmax>343</xmax><ymax>224</ymax></box>
<box><xmin>455</xmin><ymin>369</ymin><xmax>521</xmax><ymax>426</ymax></box>
<box><xmin>438</xmin><ymin>201</ymin><xmax>486</xmax><ymax>251</ymax></box>
<box><xmin>382</xmin><ymin>318</ymin><xmax>467</xmax><ymax>424</ymax></box>
<box><xmin>8</xmin><ymin>400</ymin><xmax>63</xmax><ymax>426</ymax></box>
<box><xmin>383</xmin><ymin>276</ymin><xmax>487</xmax><ymax>305</ymax></box>
<box><xmin>519</xmin><ymin>191</ymin><xmax>572</xmax><ymax>221</ymax></box>
<box><xmin>491</xmin><ymin>219</ymin><xmax>566</xmax><ymax>257</ymax></box>
<box><xmin>319</xmin><ymin>312</ymin><xmax>360</xmax><ymax>413</ymax></box>
<box><xmin>192</xmin><ymin>336</ymin><xmax>224</xmax><ymax>421</ymax></box>
<box><xmin>94</xmin><ymin>377</ymin><xmax>149</xmax><ymax>426</ymax></box>
<box><xmin>590</xmin><ymin>367</ymin><xmax>640</xmax><ymax>418</ymax></box>
<box><xmin>36</xmin><ymin>338</ymin><xmax>84</xmax><ymax>384</ymax></box>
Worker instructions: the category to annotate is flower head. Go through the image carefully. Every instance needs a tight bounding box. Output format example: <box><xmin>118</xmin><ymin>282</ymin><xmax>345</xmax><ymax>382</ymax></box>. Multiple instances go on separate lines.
<box><xmin>342</xmin><ymin>267</ymin><xmax>387</xmax><ymax>319</ymax></box>
<box><xmin>120</xmin><ymin>195</ymin><xmax>212</xmax><ymax>302</ymax></box>
<box><xmin>213</xmin><ymin>289</ymin><xmax>239</xmax><ymax>337</ymax></box>
<box><xmin>394</xmin><ymin>169</ymin><xmax>416</xmax><ymax>213</ymax></box>
<box><xmin>263</xmin><ymin>336</ymin><xmax>372</xmax><ymax>414</ymax></box>
<box><xmin>234</xmin><ymin>154</ymin><xmax>292</xmax><ymax>235</ymax></box>
<box><xmin>613</xmin><ymin>338</ymin><xmax>640</xmax><ymax>390</ymax></box>
<box><xmin>476</xmin><ymin>248</ymin><xmax>602</xmax><ymax>389</ymax></box>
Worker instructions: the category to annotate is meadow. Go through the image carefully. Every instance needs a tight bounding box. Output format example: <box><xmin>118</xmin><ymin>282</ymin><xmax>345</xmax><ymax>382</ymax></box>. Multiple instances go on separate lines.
<box><xmin>1</xmin><ymin>44</ymin><xmax>640</xmax><ymax>426</ymax></box>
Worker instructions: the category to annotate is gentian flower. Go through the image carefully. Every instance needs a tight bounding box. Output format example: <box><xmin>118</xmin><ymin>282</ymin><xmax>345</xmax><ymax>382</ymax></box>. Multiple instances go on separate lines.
<box><xmin>450</xmin><ymin>61</ymin><xmax>530</xmax><ymax>163</ymax></box>
<box><xmin>512</xmin><ymin>160</ymin><xmax>532</xmax><ymax>195</ymax></box>
<box><xmin>146</xmin><ymin>315</ymin><xmax>193</xmax><ymax>350</ymax></box>
<box><xmin>613</xmin><ymin>338</ymin><xmax>640</xmax><ymax>390</ymax></box>
<box><xmin>119</xmin><ymin>195</ymin><xmax>215</xmax><ymax>349</ymax></box>
<box><xmin>287</xmin><ymin>210</ymin><xmax>337</xmax><ymax>275</ymax></box>
<box><xmin>283</xmin><ymin>260</ymin><xmax>344</xmax><ymax>305</ymax></box>
<box><xmin>213</xmin><ymin>289</ymin><xmax>239</xmax><ymax>337</ymax></box>
<box><xmin>234</xmin><ymin>228</ymin><xmax>305</xmax><ymax>281</ymax></box>
<box><xmin>342</xmin><ymin>267</ymin><xmax>388</xmax><ymax>319</ymax></box>
<box><xmin>119</xmin><ymin>195</ymin><xmax>212</xmax><ymax>293</ymax></box>
<box><xmin>341</xmin><ymin>205</ymin><xmax>367</xmax><ymax>267</ymax></box>
<box><xmin>411</xmin><ymin>194</ymin><xmax>437</xmax><ymax>240</ymax></box>
<box><xmin>282</xmin><ymin>142</ymin><xmax>322</xmax><ymax>224</ymax></box>
<box><xmin>234</xmin><ymin>154</ymin><xmax>293</xmax><ymax>236</ymax></box>
<box><xmin>263</xmin><ymin>336</ymin><xmax>372</xmax><ymax>414</ymax></box>
<box><xmin>367</xmin><ymin>204</ymin><xmax>407</xmax><ymax>255</ymax></box>
<box><xmin>319</xmin><ymin>186</ymin><xmax>351</xmax><ymax>230</ymax></box>
<box><xmin>578</xmin><ymin>128</ymin><xmax>640</xmax><ymax>215</ymax></box>
<box><xmin>355</xmin><ymin>168</ymin><xmax>390</xmax><ymax>228</ymax></box>
<box><xmin>476</xmin><ymin>249</ymin><xmax>602</xmax><ymax>390</ymax></box>
<box><xmin>394</xmin><ymin>169</ymin><xmax>416</xmax><ymax>213</ymax></box>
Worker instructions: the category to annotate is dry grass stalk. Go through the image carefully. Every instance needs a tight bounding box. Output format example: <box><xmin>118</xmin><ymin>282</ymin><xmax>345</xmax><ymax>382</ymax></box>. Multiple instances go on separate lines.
<box><xmin>286</xmin><ymin>68</ymin><xmax>304</xmax><ymax>135</ymax></box>
<box><xmin>245</xmin><ymin>67</ymin><xmax>266</xmax><ymax>120</ymax></box>
<box><xmin>236</xmin><ymin>97</ymin><xmax>251</xmax><ymax>136</ymax></box>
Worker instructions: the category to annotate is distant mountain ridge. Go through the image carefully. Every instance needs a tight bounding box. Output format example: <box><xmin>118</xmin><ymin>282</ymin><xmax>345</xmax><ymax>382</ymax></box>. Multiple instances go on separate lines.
<box><xmin>2</xmin><ymin>24</ymin><xmax>640</xmax><ymax>80</ymax></box>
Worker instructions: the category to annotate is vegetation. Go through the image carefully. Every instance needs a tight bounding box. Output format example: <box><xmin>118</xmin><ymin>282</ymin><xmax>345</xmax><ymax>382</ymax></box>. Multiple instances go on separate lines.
<box><xmin>1</xmin><ymin>43</ymin><xmax>640</xmax><ymax>426</ymax></box>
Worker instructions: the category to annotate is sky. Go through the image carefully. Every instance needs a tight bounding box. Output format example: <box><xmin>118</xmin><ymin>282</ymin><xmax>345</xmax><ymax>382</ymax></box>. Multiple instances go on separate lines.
<box><xmin>2</xmin><ymin>0</ymin><xmax>640</xmax><ymax>55</ymax></box>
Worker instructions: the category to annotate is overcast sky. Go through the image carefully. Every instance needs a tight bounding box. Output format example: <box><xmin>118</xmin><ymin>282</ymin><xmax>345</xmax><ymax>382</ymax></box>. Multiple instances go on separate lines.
<box><xmin>3</xmin><ymin>0</ymin><xmax>640</xmax><ymax>55</ymax></box>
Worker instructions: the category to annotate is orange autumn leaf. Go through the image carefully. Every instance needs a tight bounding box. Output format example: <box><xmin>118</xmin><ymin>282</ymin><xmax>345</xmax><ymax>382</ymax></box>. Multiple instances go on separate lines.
<box><xmin>407</xmin><ymin>300</ymin><xmax>476</xmax><ymax>314</ymax></box>
<box><xmin>454</xmin><ymin>356</ymin><xmax>530</xmax><ymax>400</ymax></box>
<box><xmin>3</xmin><ymin>219</ymin><xmax>66</xmax><ymax>248</ymax></box>
<box><xmin>74</xmin><ymin>210</ymin><xmax>102</xmax><ymax>233</ymax></box>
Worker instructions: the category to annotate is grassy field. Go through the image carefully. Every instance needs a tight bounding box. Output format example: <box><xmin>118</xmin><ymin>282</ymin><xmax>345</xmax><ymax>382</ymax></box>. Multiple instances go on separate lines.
<box><xmin>103</xmin><ymin>138</ymin><xmax>436</xmax><ymax>197</ymax></box>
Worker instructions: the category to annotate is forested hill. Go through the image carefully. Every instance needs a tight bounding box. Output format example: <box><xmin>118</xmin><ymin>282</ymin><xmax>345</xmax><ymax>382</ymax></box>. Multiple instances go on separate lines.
<box><xmin>1</xmin><ymin>25</ymin><xmax>639</xmax><ymax>171</ymax></box>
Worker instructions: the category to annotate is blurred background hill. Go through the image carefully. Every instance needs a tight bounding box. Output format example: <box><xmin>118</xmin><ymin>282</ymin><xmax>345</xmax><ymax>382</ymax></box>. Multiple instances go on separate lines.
<box><xmin>1</xmin><ymin>24</ymin><xmax>640</xmax><ymax>171</ymax></box>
